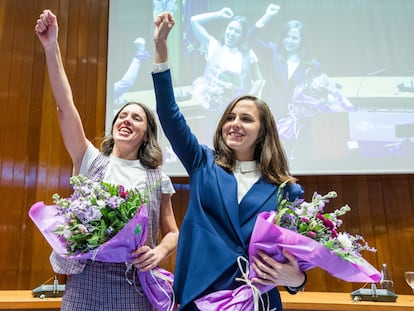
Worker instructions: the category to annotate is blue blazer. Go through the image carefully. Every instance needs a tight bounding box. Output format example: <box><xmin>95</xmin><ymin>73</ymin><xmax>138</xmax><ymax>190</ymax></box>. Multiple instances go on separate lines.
<box><xmin>152</xmin><ymin>69</ymin><xmax>304</xmax><ymax>310</ymax></box>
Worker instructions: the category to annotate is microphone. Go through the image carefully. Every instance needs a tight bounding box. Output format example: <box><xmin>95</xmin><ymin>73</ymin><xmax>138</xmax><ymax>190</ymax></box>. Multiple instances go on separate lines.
<box><xmin>367</xmin><ymin>68</ymin><xmax>386</xmax><ymax>76</ymax></box>
<box><xmin>397</xmin><ymin>69</ymin><xmax>414</xmax><ymax>93</ymax></box>
<box><xmin>356</xmin><ymin>68</ymin><xmax>386</xmax><ymax>97</ymax></box>
<box><xmin>32</xmin><ymin>275</ymin><xmax>65</xmax><ymax>298</ymax></box>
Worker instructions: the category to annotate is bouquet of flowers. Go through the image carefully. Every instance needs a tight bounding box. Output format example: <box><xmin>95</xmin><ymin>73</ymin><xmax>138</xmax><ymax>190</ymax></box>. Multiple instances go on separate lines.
<box><xmin>52</xmin><ymin>175</ymin><xmax>145</xmax><ymax>255</ymax></box>
<box><xmin>29</xmin><ymin>174</ymin><xmax>176</xmax><ymax>311</ymax></box>
<box><xmin>195</xmin><ymin>182</ymin><xmax>381</xmax><ymax>311</ymax></box>
<box><xmin>192</xmin><ymin>68</ymin><xmax>242</xmax><ymax>111</ymax></box>
<box><xmin>277</xmin><ymin>70</ymin><xmax>354</xmax><ymax>141</ymax></box>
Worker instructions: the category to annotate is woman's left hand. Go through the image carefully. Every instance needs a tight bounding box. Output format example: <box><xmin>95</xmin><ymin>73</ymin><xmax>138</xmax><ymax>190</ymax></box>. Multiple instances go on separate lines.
<box><xmin>251</xmin><ymin>248</ymin><xmax>305</xmax><ymax>287</ymax></box>
<box><xmin>130</xmin><ymin>245</ymin><xmax>162</xmax><ymax>272</ymax></box>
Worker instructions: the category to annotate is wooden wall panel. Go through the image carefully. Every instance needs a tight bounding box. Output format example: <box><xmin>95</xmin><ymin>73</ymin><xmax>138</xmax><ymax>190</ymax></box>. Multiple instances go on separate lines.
<box><xmin>0</xmin><ymin>0</ymin><xmax>413</xmax><ymax>300</ymax></box>
<box><xmin>0</xmin><ymin>0</ymin><xmax>108</xmax><ymax>289</ymax></box>
<box><xmin>285</xmin><ymin>174</ymin><xmax>414</xmax><ymax>294</ymax></box>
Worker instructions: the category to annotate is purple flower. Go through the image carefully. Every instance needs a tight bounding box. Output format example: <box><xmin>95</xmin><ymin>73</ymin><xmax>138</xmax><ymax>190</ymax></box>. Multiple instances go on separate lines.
<box><xmin>52</xmin><ymin>174</ymin><xmax>148</xmax><ymax>255</ymax></box>
<box><xmin>274</xmin><ymin>182</ymin><xmax>376</xmax><ymax>260</ymax></box>
<box><xmin>105</xmin><ymin>227</ymin><xmax>114</xmax><ymax>236</ymax></box>
<box><xmin>119</xmin><ymin>185</ymin><xmax>128</xmax><ymax>199</ymax></box>
<box><xmin>106</xmin><ymin>196</ymin><xmax>124</xmax><ymax>209</ymax></box>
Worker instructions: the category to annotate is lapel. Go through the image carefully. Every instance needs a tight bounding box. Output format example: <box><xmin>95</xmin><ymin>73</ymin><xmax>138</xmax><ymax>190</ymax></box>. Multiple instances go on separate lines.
<box><xmin>216</xmin><ymin>168</ymin><xmax>244</xmax><ymax>245</ymax></box>
<box><xmin>239</xmin><ymin>177</ymin><xmax>277</xmax><ymax>222</ymax></box>
<box><xmin>216</xmin><ymin>171</ymin><xmax>276</xmax><ymax>245</ymax></box>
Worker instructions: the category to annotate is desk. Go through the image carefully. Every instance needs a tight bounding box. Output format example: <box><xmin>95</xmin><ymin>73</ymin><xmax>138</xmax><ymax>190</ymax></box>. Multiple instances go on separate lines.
<box><xmin>118</xmin><ymin>76</ymin><xmax>414</xmax><ymax>105</ymax></box>
<box><xmin>0</xmin><ymin>291</ymin><xmax>60</xmax><ymax>310</ymax></box>
<box><xmin>116</xmin><ymin>77</ymin><xmax>414</xmax><ymax>115</ymax></box>
<box><xmin>0</xmin><ymin>290</ymin><xmax>412</xmax><ymax>310</ymax></box>
<box><xmin>280</xmin><ymin>291</ymin><xmax>414</xmax><ymax>311</ymax></box>
<box><xmin>332</xmin><ymin>76</ymin><xmax>414</xmax><ymax>98</ymax></box>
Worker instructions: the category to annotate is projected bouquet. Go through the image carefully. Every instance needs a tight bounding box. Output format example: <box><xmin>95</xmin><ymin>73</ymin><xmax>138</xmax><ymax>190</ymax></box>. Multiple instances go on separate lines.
<box><xmin>277</xmin><ymin>69</ymin><xmax>354</xmax><ymax>140</ymax></box>
<box><xmin>192</xmin><ymin>68</ymin><xmax>242</xmax><ymax>111</ymax></box>
<box><xmin>195</xmin><ymin>182</ymin><xmax>381</xmax><ymax>311</ymax></box>
<box><xmin>29</xmin><ymin>174</ymin><xmax>177</xmax><ymax>311</ymax></box>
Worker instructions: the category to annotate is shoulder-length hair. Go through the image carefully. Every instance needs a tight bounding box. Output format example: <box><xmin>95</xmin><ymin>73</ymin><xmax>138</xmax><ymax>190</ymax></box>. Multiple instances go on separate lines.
<box><xmin>219</xmin><ymin>15</ymin><xmax>249</xmax><ymax>52</ymax></box>
<box><xmin>278</xmin><ymin>19</ymin><xmax>313</xmax><ymax>64</ymax></box>
<box><xmin>101</xmin><ymin>102</ymin><xmax>163</xmax><ymax>169</ymax></box>
<box><xmin>213</xmin><ymin>95</ymin><xmax>296</xmax><ymax>184</ymax></box>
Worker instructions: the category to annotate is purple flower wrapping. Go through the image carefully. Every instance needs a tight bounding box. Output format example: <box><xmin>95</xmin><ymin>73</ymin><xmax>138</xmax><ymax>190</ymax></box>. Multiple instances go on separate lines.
<box><xmin>195</xmin><ymin>283</ymin><xmax>263</xmax><ymax>311</ymax></box>
<box><xmin>249</xmin><ymin>211</ymin><xmax>381</xmax><ymax>283</ymax></box>
<box><xmin>29</xmin><ymin>201</ymin><xmax>177</xmax><ymax>311</ymax></box>
<box><xmin>138</xmin><ymin>267</ymin><xmax>178</xmax><ymax>311</ymax></box>
<box><xmin>195</xmin><ymin>211</ymin><xmax>381</xmax><ymax>311</ymax></box>
<box><xmin>29</xmin><ymin>201</ymin><xmax>148</xmax><ymax>261</ymax></box>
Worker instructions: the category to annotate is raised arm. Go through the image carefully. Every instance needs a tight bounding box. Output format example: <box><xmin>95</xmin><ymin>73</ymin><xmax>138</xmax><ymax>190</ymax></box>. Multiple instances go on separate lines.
<box><xmin>255</xmin><ymin>3</ymin><xmax>280</xmax><ymax>28</ymax></box>
<box><xmin>113</xmin><ymin>37</ymin><xmax>148</xmax><ymax>103</ymax></box>
<box><xmin>35</xmin><ymin>9</ymin><xmax>88</xmax><ymax>174</ymax></box>
<box><xmin>153</xmin><ymin>12</ymin><xmax>204</xmax><ymax>174</ymax></box>
<box><xmin>190</xmin><ymin>7</ymin><xmax>234</xmax><ymax>49</ymax></box>
<box><xmin>153</xmin><ymin>12</ymin><xmax>174</xmax><ymax>64</ymax></box>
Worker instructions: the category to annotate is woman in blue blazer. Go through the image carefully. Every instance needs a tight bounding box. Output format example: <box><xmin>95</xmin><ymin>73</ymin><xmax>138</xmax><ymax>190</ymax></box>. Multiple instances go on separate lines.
<box><xmin>152</xmin><ymin>12</ymin><xmax>307</xmax><ymax>311</ymax></box>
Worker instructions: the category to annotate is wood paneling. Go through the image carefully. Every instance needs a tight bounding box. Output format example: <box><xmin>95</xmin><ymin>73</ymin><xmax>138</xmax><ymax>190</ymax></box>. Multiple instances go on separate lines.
<box><xmin>0</xmin><ymin>0</ymin><xmax>108</xmax><ymax>289</ymax></box>
<box><xmin>0</xmin><ymin>0</ymin><xmax>413</xmax><ymax>299</ymax></box>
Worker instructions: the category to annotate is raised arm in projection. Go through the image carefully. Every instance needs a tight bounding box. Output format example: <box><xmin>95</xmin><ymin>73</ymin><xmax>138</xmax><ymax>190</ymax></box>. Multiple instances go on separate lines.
<box><xmin>190</xmin><ymin>7</ymin><xmax>264</xmax><ymax>111</ymax></box>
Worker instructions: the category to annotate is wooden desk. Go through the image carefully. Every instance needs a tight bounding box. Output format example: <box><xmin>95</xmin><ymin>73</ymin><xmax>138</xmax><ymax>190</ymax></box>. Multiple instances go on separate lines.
<box><xmin>0</xmin><ymin>290</ymin><xmax>413</xmax><ymax>310</ymax></box>
<box><xmin>0</xmin><ymin>291</ymin><xmax>60</xmax><ymax>310</ymax></box>
<box><xmin>332</xmin><ymin>76</ymin><xmax>414</xmax><ymax>98</ymax></box>
<box><xmin>280</xmin><ymin>291</ymin><xmax>414</xmax><ymax>311</ymax></box>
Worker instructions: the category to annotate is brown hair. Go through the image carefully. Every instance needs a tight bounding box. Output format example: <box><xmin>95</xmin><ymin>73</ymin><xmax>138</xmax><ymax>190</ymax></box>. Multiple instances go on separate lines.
<box><xmin>213</xmin><ymin>95</ymin><xmax>296</xmax><ymax>184</ymax></box>
<box><xmin>101</xmin><ymin>102</ymin><xmax>162</xmax><ymax>169</ymax></box>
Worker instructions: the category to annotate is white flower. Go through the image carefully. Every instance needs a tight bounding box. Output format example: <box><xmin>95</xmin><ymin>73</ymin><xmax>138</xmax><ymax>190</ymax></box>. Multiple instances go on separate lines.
<box><xmin>337</xmin><ymin>232</ymin><xmax>353</xmax><ymax>250</ymax></box>
<box><xmin>96</xmin><ymin>199</ymin><xmax>106</xmax><ymax>209</ymax></box>
<box><xmin>63</xmin><ymin>228</ymin><xmax>72</xmax><ymax>239</ymax></box>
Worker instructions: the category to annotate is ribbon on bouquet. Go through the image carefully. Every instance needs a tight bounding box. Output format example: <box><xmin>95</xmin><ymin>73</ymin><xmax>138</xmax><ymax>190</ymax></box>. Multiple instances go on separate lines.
<box><xmin>194</xmin><ymin>210</ymin><xmax>381</xmax><ymax>311</ymax></box>
<box><xmin>194</xmin><ymin>256</ymin><xmax>271</xmax><ymax>311</ymax></box>
<box><xmin>138</xmin><ymin>267</ymin><xmax>177</xmax><ymax>311</ymax></box>
<box><xmin>234</xmin><ymin>256</ymin><xmax>269</xmax><ymax>311</ymax></box>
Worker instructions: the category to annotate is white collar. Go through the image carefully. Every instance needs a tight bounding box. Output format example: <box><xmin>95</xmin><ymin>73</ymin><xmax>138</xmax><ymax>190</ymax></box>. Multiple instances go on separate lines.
<box><xmin>234</xmin><ymin>160</ymin><xmax>257</xmax><ymax>173</ymax></box>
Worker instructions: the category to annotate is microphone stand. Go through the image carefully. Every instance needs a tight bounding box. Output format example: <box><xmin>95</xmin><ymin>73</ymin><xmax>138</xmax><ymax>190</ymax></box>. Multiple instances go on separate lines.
<box><xmin>355</xmin><ymin>68</ymin><xmax>386</xmax><ymax>98</ymax></box>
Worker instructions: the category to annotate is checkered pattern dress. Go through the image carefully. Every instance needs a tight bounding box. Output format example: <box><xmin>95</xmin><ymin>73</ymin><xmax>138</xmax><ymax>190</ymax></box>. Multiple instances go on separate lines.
<box><xmin>61</xmin><ymin>261</ymin><xmax>152</xmax><ymax>310</ymax></box>
<box><xmin>54</xmin><ymin>153</ymin><xmax>163</xmax><ymax>310</ymax></box>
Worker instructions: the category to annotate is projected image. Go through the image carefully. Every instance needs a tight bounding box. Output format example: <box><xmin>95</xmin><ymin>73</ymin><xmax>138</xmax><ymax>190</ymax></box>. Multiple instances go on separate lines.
<box><xmin>107</xmin><ymin>0</ymin><xmax>414</xmax><ymax>175</ymax></box>
<box><xmin>190</xmin><ymin>8</ymin><xmax>264</xmax><ymax>110</ymax></box>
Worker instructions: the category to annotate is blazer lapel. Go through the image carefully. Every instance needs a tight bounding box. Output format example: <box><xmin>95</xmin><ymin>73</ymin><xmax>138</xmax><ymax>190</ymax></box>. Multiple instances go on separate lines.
<box><xmin>216</xmin><ymin>171</ymin><xmax>277</xmax><ymax>245</ymax></box>
<box><xmin>239</xmin><ymin>177</ymin><xmax>277</xmax><ymax>223</ymax></box>
<box><xmin>216</xmin><ymin>168</ymin><xmax>245</xmax><ymax>245</ymax></box>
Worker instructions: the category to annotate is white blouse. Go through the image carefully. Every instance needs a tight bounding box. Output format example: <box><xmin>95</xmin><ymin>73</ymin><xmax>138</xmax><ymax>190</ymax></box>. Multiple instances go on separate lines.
<box><xmin>233</xmin><ymin>160</ymin><xmax>261</xmax><ymax>203</ymax></box>
<box><xmin>80</xmin><ymin>142</ymin><xmax>175</xmax><ymax>194</ymax></box>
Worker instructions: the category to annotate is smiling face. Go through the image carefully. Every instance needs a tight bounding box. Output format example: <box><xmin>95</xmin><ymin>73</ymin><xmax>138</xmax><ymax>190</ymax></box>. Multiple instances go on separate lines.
<box><xmin>112</xmin><ymin>103</ymin><xmax>148</xmax><ymax>158</ymax></box>
<box><xmin>224</xmin><ymin>20</ymin><xmax>243</xmax><ymax>48</ymax></box>
<box><xmin>221</xmin><ymin>99</ymin><xmax>261</xmax><ymax>161</ymax></box>
<box><xmin>283</xmin><ymin>27</ymin><xmax>301</xmax><ymax>54</ymax></box>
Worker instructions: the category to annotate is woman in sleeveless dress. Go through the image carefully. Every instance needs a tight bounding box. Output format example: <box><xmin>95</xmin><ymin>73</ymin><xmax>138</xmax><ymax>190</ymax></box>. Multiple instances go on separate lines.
<box><xmin>35</xmin><ymin>9</ymin><xmax>179</xmax><ymax>311</ymax></box>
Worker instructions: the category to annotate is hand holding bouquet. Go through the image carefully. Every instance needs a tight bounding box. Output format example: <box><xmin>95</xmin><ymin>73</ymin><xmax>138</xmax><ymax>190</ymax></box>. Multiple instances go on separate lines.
<box><xmin>195</xmin><ymin>182</ymin><xmax>381</xmax><ymax>311</ymax></box>
<box><xmin>29</xmin><ymin>174</ymin><xmax>177</xmax><ymax>311</ymax></box>
<box><xmin>265</xmin><ymin>185</ymin><xmax>378</xmax><ymax>274</ymax></box>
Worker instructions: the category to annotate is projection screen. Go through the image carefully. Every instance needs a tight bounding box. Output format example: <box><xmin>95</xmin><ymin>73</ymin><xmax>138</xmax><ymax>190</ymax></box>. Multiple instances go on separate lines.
<box><xmin>106</xmin><ymin>0</ymin><xmax>414</xmax><ymax>176</ymax></box>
